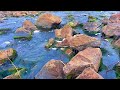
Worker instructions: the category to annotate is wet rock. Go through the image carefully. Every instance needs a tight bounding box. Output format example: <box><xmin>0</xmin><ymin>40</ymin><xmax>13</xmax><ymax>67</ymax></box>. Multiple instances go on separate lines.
<box><xmin>102</xmin><ymin>18</ymin><xmax>111</xmax><ymax>25</ymax></box>
<box><xmin>113</xmin><ymin>38</ymin><xmax>120</xmax><ymax>48</ymax></box>
<box><xmin>83</xmin><ymin>22</ymin><xmax>100</xmax><ymax>32</ymax></box>
<box><xmin>102</xmin><ymin>23</ymin><xmax>120</xmax><ymax>37</ymax></box>
<box><xmin>76</xmin><ymin>67</ymin><xmax>104</xmax><ymax>79</ymax></box>
<box><xmin>67</xmin><ymin>21</ymin><xmax>79</xmax><ymax>27</ymax></box>
<box><xmin>65</xmin><ymin>48</ymin><xmax>73</xmax><ymax>56</ymax></box>
<box><xmin>63</xmin><ymin>47</ymin><xmax>102</xmax><ymax>78</ymax></box>
<box><xmin>22</xmin><ymin>20</ymin><xmax>37</xmax><ymax>32</ymax></box>
<box><xmin>3</xmin><ymin>73</ymin><xmax>20</xmax><ymax>79</ymax></box>
<box><xmin>35</xmin><ymin>13</ymin><xmax>62</xmax><ymax>29</ymax></box>
<box><xmin>56</xmin><ymin>34</ymin><xmax>101</xmax><ymax>51</ymax></box>
<box><xmin>0</xmin><ymin>48</ymin><xmax>17</xmax><ymax>65</ymax></box>
<box><xmin>55</xmin><ymin>25</ymin><xmax>73</xmax><ymax>38</ymax></box>
<box><xmin>35</xmin><ymin>60</ymin><xmax>65</xmax><ymax>79</ymax></box>
<box><xmin>45</xmin><ymin>38</ymin><xmax>55</xmax><ymax>49</ymax></box>
<box><xmin>12</xmin><ymin>11</ymin><xmax>28</xmax><ymax>17</ymax></box>
<box><xmin>109</xmin><ymin>13</ymin><xmax>120</xmax><ymax>23</ymax></box>
<box><xmin>14</xmin><ymin>27</ymin><xmax>32</xmax><ymax>40</ymax></box>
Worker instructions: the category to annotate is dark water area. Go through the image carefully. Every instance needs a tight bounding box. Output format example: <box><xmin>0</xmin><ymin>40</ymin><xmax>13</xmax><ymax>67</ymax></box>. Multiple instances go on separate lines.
<box><xmin>0</xmin><ymin>11</ymin><xmax>120</xmax><ymax>79</ymax></box>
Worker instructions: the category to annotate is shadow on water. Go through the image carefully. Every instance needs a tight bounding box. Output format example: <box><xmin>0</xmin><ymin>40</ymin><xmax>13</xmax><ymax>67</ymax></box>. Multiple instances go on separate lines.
<box><xmin>0</xmin><ymin>11</ymin><xmax>120</xmax><ymax>79</ymax></box>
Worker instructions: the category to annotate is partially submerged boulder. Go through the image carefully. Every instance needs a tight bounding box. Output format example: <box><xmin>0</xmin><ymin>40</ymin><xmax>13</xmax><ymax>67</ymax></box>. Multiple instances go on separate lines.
<box><xmin>35</xmin><ymin>60</ymin><xmax>65</xmax><ymax>79</ymax></box>
<box><xmin>76</xmin><ymin>67</ymin><xmax>104</xmax><ymax>79</ymax></box>
<box><xmin>22</xmin><ymin>20</ymin><xmax>37</xmax><ymax>31</ymax></box>
<box><xmin>83</xmin><ymin>22</ymin><xmax>100</xmax><ymax>32</ymax></box>
<box><xmin>63</xmin><ymin>47</ymin><xmax>102</xmax><ymax>78</ymax></box>
<box><xmin>102</xmin><ymin>23</ymin><xmax>120</xmax><ymax>37</ymax></box>
<box><xmin>56</xmin><ymin>34</ymin><xmax>101</xmax><ymax>51</ymax></box>
<box><xmin>0</xmin><ymin>48</ymin><xmax>17</xmax><ymax>65</ymax></box>
<box><xmin>14</xmin><ymin>27</ymin><xmax>32</xmax><ymax>40</ymax></box>
<box><xmin>45</xmin><ymin>38</ymin><xmax>55</xmax><ymax>49</ymax></box>
<box><xmin>55</xmin><ymin>25</ymin><xmax>73</xmax><ymax>38</ymax></box>
<box><xmin>35</xmin><ymin>13</ymin><xmax>62</xmax><ymax>29</ymax></box>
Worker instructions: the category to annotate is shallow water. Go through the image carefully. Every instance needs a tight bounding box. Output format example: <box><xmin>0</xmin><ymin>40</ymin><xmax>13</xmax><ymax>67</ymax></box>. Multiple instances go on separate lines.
<box><xmin>0</xmin><ymin>11</ymin><xmax>120</xmax><ymax>79</ymax></box>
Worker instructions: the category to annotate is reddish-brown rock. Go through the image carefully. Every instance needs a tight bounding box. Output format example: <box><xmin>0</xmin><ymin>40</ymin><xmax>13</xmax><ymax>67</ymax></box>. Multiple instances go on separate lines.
<box><xmin>76</xmin><ymin>67</ymin><xmax>104</xmax><ymax>79</ymax></box>
<box><xmin>35</xmin><ymin>60</ymin><xmax>65</xmax><ymax>79</ymax></box>
<box><xmin>63</xmin><ymin>47</ymin><xmax>102</xmax><ymax>77</ymax></box>
<box><xmin>109</xmin><ymin>13</ymin><xmax>120</xmax><ymax>23</ymax></box>
<box><xmin>23</xmin><ymin>20</ymin><xmax>37</xmax><ymax>31</ymax></box>
<box><xmin>56</xmin><ymin>34</ymin><xmax>101</xmax><ymax>51</ymax></box>
<box><xmin>0</xmin><ymin>48</ymin><xmax>17</xmax><ymax>65</ymax></box>
<box><xmin>35</xmin><ymin>13</ymin><xmax>62</xmax><ymax>29</ymax></box>
<box><xmin>113</xmin><ymin>38</ymin><xmax>120</xmax><ymax>48</ymax></box>
<box><xmin>102</xmin><ymin>23</ymin><xmax>120</xmax><ymax>37</ymax></box>
<box><xmin>55</xmin><ymin>25</ymin><xmax>73</xmax><ymax>38</ymax></box>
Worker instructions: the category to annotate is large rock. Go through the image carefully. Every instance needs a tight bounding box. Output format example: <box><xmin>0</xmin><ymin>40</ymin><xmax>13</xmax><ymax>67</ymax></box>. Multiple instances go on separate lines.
<box><xmin>12</xmin><ymin>11</ymin><xmax>28</xmax><ymax>17</ymax></box>
<box><xmin>83</xmin><ymin>22</ymin><xmax>100</xmax><ymax>32</ymax></box>
<box><xmin>35</xmin><ymin>60</ymin><xmax>65</xmax><ymax>79</ymax></box>
<box><xmin>109</xmin><ymin>13</ymin><xmax>120</xmax><ymax>23</ymax></box>
<box><xmin>55</xmin><ymin>25</ymin><xmax>73</xmax><ymax>38</ymax></box>
<box><xmin>76</xmin><ymin>67</ymin><xmax>103</xmax><ymax>79</ymax></box>
<box><xmin>102</xmin><ymin>23</ymin><xmax>120</xmax><ymax>37</ymax></box>
<box><xmin>63</xmin><ymin>47</ymin><xmax>102</xmax><ymax>78</ymax></box>
<box><xmin>35</xmin><ymin>13</ymin><xmax>62</xmax><ymax>29</ymax></box>
<box><xmin>3</xmin><ymin>73</ymin><xmax>20</xmax><ymax>79</ymax></box>
<box><xmin>14</xmin><ymin>27</ymin><xmax>32</xmax><ymax>40</ymax></box>
<box><xmin>56</xmin><ymin>34</ymin><xmax>101</xmax><ymax>51</ymax></box>
<box><xmin>113</xmin><ymin>38</ymin><xmax>120</xmax><ymax>48</ymax></box>
<box><xmin>0</xmin><ymin>48</ymin><xmax>17</xmax><ymax>65</ymax></box>
<box><xmin>22</xmin><ymin>20</ymin><xmax>37</xmax><ymax>31</ymax></box>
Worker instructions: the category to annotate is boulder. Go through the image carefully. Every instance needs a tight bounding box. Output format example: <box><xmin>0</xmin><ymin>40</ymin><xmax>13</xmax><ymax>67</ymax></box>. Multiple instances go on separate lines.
<box><xmin>83</xmin><ymin>22</ymin><xmax>100</xmax><ymax>32</ymax></box>
<box><xmin>22</xmin><ymin>20</ymin><xmax>37</xmax><ymax>31</ymax></box>
<box><xmin>0</xmin><ymin>48</ymin><xmax>17</xmax><ymax>65</ymax></box>
<box><xmin>14</xmin><ymin>27</ymin><xmax>32</xmax><ymax>40</ymax></box>
<box><xmin>109</xmin><ymin>13</ymin><xmax>120</xmax><ymax>23</ymax></box>
<box><xmin>35</xmin><ymin>13</ymin><xmax>62</xmax><ymax>29</ymax></box>
<box><xmin>102</xmin><ymin>23</ymin><xmax>120</xmax><ymax>37</ymax></box>
<box><xmin>35</xmin><ymin>60</ymin><xmax>65</xmax><ymax>79</ymax></box>
<box><xmin>45</xmin><ymin>38</ymin><xmax>55</xmax><ymax>48</ymax></box>
<box><xmin>63</xmin><ymin>47</ymin><xmax>102</xmax><ymax>78</ymax></box>
<box><xmin>56</xmin><ymin>34</ymin><xmax>101</xmax><ymax>51</ymax></box>
<box><xmin>76</xmin><ymin>67</ymin><xmax>104</xmax><ymax>79</ymax></box>
<box><xmin>12</xmin><ymin>11</ymin><xmax>28</xmax><ymax>17</ymax></box>
<box><xmin>55</xmin><ymin>25</ymin><xmax>73</xmax><ymax>38</ymax></box>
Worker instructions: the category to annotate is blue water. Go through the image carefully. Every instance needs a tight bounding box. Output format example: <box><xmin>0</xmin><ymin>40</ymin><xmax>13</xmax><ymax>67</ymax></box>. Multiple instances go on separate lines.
<box><xmin>0</xmin><ymin>11</ymin><xmax>120</xmax><ymax>79</ymax></box>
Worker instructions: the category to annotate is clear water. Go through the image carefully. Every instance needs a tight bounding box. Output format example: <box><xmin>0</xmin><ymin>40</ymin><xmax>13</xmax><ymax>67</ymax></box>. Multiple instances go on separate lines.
<box><xmin>0</xmin><ymin>11</ymin><xmax>120</xmax><ymax>79</ymax></box>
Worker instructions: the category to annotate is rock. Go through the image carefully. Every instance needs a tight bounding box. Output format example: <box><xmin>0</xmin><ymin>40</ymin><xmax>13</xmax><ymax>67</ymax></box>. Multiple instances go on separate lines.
<box><xmin>14</xmin><ymin>27</ymin><xmax>32</xmax><ymax>40</ymax></box>
<box><xmin>67</xmin><ymin>21</ymin><xmax>79</xmax><ymax>27</ymax></box>
<box><xmin>88</xmin><ymin>16</ymin><xmax>97</xmax><ymax>22</ymax></box>
<box><xmin>56</xmin><ymin>34</ymin><xmax>101</xmax><ymax>51</ymax></box>
<box><xmin>55</xmin><ymin>25</ymin><xmax>73</xmax><ymax>38</ymax></box>
<box><xmin>113</xmin><ymin>38</ymin><xmax>120</xmax><ymax>48</ymax></box>
<box><xmin>83</xmin><ymin>22</ymin><xmax>100</xmax><ymax>32</ymax></box>
<box><xmin>22</xmin><ymin>20</ymin><xmax>37</xmax><ymax>31</ymax></box>
<box><xmin>3</xmin><ymin>73</ymin><xmax>20</xmax><ymax>79</ymax></box>
<box><xmin>0</xmin><ymin>48</ymin><xmax>17</xmax><ymax>65</ymax></box>
<box><xmin>35</xmin><ymin>60</ymin><xmax>65</xmax><ymax>79</ymax></box>
<box><xmin>45</xmin><ymin>38</ymin><xmax>55</xmax><ymax>48</ymax></box>
<box><xmin>76</xmin><ymin>67</ymin><xmax>104</xmax><ymax>79</ymax></box>
<box><xmin>102</xmin><ymin>18</ymin><xmax>111</xmax><ymax>25</ymax></box>
<box><xmin>63</xmin><ymin>47</ymin><xmax>102</xmax><ymax>78</ymax></box>
<box><xmin>35</xmin><ymin>13</ymin><xmax>62</xmax><ymax>29</ymax></box>
<box><xmin>65</xmin><ymin>48</ymin><xmax>73</xmax><ymax>56</ymax></box>
<box><xmin>12</xmin><ymin>11</ymin><xmax>27</xmax><ymax>17</ymax></box>
<box><xmin>102</xmin><ymin>23</ymin><xmax>120</xmax><ymax>37</ymax></box>
<box><xmin>109</xmin><ymin>13</ymin><xmax>120</xmax><ymax>23</ymax></box>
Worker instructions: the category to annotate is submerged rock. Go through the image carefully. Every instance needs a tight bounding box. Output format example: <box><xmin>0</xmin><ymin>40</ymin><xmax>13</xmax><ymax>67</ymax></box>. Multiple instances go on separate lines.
<box><xmin>55</xmin><ymin>25</ymin><xmax>73</xmax><ymax>38</ymax></box>
<box><xmin>56</xmin><ymin>34</ymin><xmax>101</xmax><ymax>51</ymax></box>
<box><xmin>14</xmin><ymin>27</ymin><xmax>32</xmax><ymax>40</ymax></box>
<box><xmin>83</xmin><ymin>22</ymin><xmax>100</xmax><ymax>32</ymax></box>
<box><xmin>35</xmin><ymin>60</ymin><xmax>65</xmax><ymax>79</ymax></box>
<box><xmin>35</xmin><ymin>13</ymin><xmax>62</xmax><ymax>29</ymax></box>
<box><xmin>63</xmin><ymin>47</ymin><xmax>102</xmax><ymax>78</ymax></box>
<box><xmin>102</xmin><ymin>23</ymin><xmax>120</xmax><ymax>37</ymax></box>
<box><xmin>76</xmin><ymin>67</ymin><xmax>103</xmax><ymax>79</ymax></box>
<box><xmin>22</xmin><ymin>20</ymin><xmax>37</xmax><ymax>32</ymax></box>
<box><xmin>0</xmin><ymin>48</ymin><xmax>17</xmax><ymax>65</ymax></box>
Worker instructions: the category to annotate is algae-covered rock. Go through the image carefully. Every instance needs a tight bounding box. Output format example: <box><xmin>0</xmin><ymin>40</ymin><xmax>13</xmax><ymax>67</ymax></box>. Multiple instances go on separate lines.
<box><xmin>45</xmin><ymin>38</ymin><xmax>55</xmax><ymax>49</ymax></box>
<box><xmin>0</xmin><ymin>48</ymin><xmax>17</xmax><ymax>65</ymax></box>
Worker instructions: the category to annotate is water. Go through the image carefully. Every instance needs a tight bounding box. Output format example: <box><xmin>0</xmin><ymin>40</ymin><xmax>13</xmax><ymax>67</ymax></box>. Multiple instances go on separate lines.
<box><xmin>0</xmin><ymin>11</ymin><xmax>120</xmax><ymax>79</ymax></box>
